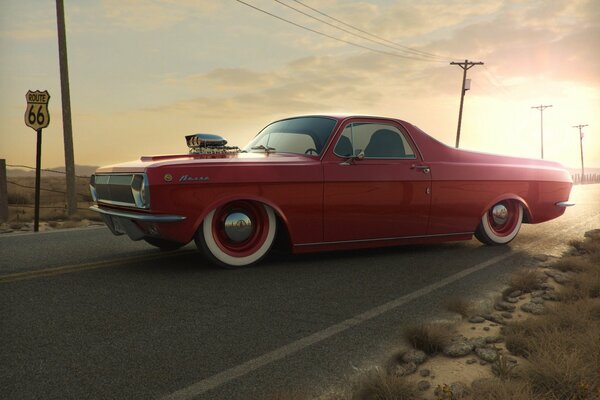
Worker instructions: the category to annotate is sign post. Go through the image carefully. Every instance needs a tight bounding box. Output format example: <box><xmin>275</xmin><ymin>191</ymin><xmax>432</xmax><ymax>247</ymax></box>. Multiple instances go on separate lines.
<box><xmin>25</xmin><ymin>90</ymin><xmax>51</xmax><ymax>232</ymax></box>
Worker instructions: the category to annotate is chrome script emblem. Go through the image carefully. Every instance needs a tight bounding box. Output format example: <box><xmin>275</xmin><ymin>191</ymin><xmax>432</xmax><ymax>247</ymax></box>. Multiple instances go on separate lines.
<box><xmin>179</xmin><ymin>175</ymin><xmax>209</xmax><ymax>182</ymax></box>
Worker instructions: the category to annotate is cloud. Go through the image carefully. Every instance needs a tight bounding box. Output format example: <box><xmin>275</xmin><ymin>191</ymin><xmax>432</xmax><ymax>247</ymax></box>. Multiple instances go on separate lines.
<box><xmin>101</xmin><ymin>0</ymin><xmax>219</xmax><ymax>31</ymax></box>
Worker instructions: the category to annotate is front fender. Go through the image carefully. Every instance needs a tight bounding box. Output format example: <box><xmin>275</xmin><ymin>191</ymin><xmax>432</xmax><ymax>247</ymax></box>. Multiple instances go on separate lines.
<box><xmin>190</xmin><ymin>194</ymin><xmax>292</xmax><ymax>242</ymax></box>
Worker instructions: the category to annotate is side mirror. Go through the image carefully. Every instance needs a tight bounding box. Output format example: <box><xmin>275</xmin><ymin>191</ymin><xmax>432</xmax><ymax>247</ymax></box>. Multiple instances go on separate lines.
<box><xmin>340</xmin><ymin>151</ymin><xmax>364</xmax><ymax>166</ymax></box>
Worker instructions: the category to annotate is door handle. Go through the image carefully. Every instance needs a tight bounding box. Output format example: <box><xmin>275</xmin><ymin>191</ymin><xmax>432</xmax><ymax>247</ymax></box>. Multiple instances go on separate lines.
<box><xmin>411</xmin><ymin>165</ymin><xmax>430</xmax><ymax>174</ymax></box>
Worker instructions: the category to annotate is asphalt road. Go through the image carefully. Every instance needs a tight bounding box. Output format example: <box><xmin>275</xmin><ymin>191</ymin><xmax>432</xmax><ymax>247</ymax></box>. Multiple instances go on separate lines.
<box><xmin>1</xmin><ymin>184</ymin><xmax>599</xmax><ymax>400</ymax></box>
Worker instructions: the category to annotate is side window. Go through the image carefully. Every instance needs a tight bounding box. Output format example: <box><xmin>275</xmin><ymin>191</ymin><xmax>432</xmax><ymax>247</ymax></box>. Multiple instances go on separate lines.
<box><xmin>333</xmin><ymin>123</ymin><xmax>416</xmax><ymax>159</ymax></box>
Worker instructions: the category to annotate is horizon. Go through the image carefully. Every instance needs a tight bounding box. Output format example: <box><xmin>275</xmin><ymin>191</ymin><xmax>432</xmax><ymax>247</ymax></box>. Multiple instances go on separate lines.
<box><xmin>1</xmin><ymin>0</ymin><xmax>599</xmax><ymax>169</ymax></box>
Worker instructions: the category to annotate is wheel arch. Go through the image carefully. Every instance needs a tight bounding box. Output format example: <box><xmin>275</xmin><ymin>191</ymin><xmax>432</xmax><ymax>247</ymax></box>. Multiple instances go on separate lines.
<box><xmin>479</xmin><ymin>194</ymin><xmax>532</xmax><ymax>226</ymax></box>
<box><xmin>191</xmin><ymin>194</ymin><xmax>293</xmax><ymax>244</ymax></box>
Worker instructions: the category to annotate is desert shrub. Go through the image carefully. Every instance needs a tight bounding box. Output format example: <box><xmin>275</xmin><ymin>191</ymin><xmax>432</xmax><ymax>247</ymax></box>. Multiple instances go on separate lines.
<box><xmin>7</xmin><ymin>192</ymin><xmax>30</xmax><ymax>204</ymax></box>
<box><xmin>551</xmin><ymin>256</ymin><xmax>595</xmax><ymax>273</ymax></box>
<box><xmin>9</xmin><ymin>222</ymin><xmax>24</xmax><ymax>230</ymax></box>
<box><xmin>523</xmin><ymin>327</ymin><xmax>600</xmax><ymax>400</ymax></box>
<box><xmin>470</xmin><ymin>378</ymin><xmax>535</xmax><ymax>400</ymax></box>
<box><xmin>569</xmin><ymin>238</ymin><xmax>600</xmax><ymax>255</ymax></box>
<box><xmin>264</xmin><ymin>392</ymin><xmax>307</xmax><ymax>400</ymax></box>
<box><xmin>351</xmin><ymin>369</ymin><xmax>417</xmax><ymax>400</ymax></box>
<box><xmin>68</xmin><ymin>213</ymin><xmax>82</xmax><ymax>222</ymax></box>
<box><xmin>402</xmin><ymin>323</ymin><xmax>452</xmax><ymax>355</ymax></box>
<box><xmin>508</xmin><ymin>269</ymin><xmax>546</xmax><ymax>293</ymax></box>
<box><xmin>445</xmin><ymin>297</ymin><xmax>474</xmax><ymax>319</ymax></box>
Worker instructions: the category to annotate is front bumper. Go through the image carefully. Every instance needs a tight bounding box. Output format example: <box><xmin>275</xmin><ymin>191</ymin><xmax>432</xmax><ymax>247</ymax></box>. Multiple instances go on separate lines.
<box><xmin>90</xmin><ymin>205</ymin><xmax>186</xmax><ymax>240</ymax></box>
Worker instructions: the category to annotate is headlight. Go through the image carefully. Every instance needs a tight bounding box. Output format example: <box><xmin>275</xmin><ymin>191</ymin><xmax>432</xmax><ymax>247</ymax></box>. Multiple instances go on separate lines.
<box><xmin>131</xmin><ymin>174</ymin><xmax>150</xmax><ymax>209</ymax></box>
<box><xmin>89</xmin><ymin>175</ymin><xmax>98</xmax><ymax>202</ymax></box>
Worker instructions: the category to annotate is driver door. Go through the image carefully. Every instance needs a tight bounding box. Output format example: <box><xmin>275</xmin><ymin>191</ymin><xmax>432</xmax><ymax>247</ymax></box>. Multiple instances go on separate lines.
<box><xmin>322</xmin><ymin>119</ymin><xmax>431</xmax><ymax>242</ymax></box>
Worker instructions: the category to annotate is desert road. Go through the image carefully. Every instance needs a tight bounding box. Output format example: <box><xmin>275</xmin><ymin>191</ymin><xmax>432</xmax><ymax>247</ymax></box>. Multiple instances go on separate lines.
<box><xmin>1</xmin><ymin>184</ymin><xmax>599</xmax><ymax>400</ymax></box>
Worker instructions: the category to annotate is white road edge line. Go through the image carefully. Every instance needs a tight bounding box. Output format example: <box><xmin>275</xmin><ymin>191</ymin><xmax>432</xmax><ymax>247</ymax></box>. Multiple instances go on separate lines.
<box><xmin>162</xmin><ymin>220</ymin><xmax>589</xmax><ymax>400</ymax></box>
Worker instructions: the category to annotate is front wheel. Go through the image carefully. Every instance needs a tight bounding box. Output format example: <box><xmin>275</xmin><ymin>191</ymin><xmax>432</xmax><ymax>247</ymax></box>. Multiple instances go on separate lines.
<box><xmin>475</xmin><ymin>200</ymin><xmax>523</xmax><ymax>245</ymax></box>
<box><xmin>195</xmin><ymin>201</ymin><xmax>276</xmax><ymax>268</ymax></box>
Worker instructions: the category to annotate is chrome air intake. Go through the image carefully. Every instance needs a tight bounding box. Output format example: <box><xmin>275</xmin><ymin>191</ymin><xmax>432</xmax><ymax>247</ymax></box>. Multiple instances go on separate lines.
<box><xmin>185</xmin><ymin>133</ymin><xmax>240</xmax><ymax>154</ymax></box>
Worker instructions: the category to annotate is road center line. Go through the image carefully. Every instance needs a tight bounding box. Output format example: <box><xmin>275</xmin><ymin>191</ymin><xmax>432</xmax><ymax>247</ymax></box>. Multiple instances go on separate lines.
<box><xmin>0</xmin><ymin>250</ymin><xmax>195</xmax><ymax>284</ymax></box>
<box><xmin>162</xmin><ymin>219</ymin><xmax>589</xmax><ymax>400</ymax></box>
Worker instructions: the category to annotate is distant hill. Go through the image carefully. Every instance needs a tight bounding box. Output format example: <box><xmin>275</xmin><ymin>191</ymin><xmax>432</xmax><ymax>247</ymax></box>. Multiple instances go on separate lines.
<box><xmin>7</xmin><ymin>165</ymin><xmax>98</xmax><ymax>178</ymax></box>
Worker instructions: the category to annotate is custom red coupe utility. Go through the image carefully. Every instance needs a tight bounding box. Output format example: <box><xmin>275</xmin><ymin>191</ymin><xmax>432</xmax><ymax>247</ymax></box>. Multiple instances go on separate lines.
<box><xmin>90</xmin><ymin>115</ymin><xmax>574</xmax><ymax>268</ymax></box>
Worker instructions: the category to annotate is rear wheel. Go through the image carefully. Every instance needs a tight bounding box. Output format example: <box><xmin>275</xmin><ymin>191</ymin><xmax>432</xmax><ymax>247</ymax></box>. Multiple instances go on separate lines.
<box><xmin>195</xmin><ymin>201</ymin><xmax>276</xmax><ymax>268</ymax></box>
<box><xmin>475</xmin><ymin>200</ymin><xmax>523</xmax><ymax>245</ymax></box>
<box><xmin>143</xmin><ymin>237</ymin><xmax>185</xmax><ymax>251</ymax></box>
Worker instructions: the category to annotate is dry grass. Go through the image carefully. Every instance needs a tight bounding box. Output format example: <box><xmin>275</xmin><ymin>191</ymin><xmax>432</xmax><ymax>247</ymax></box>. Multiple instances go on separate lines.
<box><xmin>351</xmin><ymin>369</ymin><xmax>417</xmax><ymax>400</ymax></box>
<box><xmin>508</xmin><ymin>268</ymin><xmax>546</xmax><ymax>293</ymax></box>
<box><xmin>445</xmin><ymin>297</ymin><xmax>474</xmax><ymax>319</ymax></box>
<box><xmin>523</xmin><ymin>327</ymin><xmax>599</xmax><ymax>400</ymax></box>
<box><xmin>470</xmin><ymin>378</ymin><xmax>535</xmax><ymax>400</ymax></box>
<box><xmin>552</xmin><ymin>255</ymin><xmax>596</xmax><ymax>273</ymax></box>
<box><xmin>402</xmin><ymin>322</ymin><xmax>453</xmax><ymax>355</ymax></box>
<box><xmin>569</xmin><ymin>238</ymin><xmax>600</xmax><ymax>255</ymax></box>
<box><xmin>558</xmin><ymin>270</ymin><xmax>600</xmax><ymax>302</ymax></box>
<box><xmin>264</xmin><ymin>392</ymin><xmax>307</xmax><ymax>400</ymax></box>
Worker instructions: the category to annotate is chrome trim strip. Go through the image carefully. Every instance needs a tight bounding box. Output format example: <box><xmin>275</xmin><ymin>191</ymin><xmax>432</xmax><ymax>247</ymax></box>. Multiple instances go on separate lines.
<box><xmin>89</xmin><ymin>205</ymin><xmax>186</xmax><ymax>222</ymax></box>
<box><xmin>555</xmin><ymin>201</ymin><xmax>575</xmax><ymax>207</ymax></box>
<box><xmin>98</xmin><ymin>199</ymin><xmax>137</xmax><ymax>208</ymax></box>
<box><xmin>294</xmin><ymin>231</ymin><xmax>474</xmax><ymax>247</ymax></box>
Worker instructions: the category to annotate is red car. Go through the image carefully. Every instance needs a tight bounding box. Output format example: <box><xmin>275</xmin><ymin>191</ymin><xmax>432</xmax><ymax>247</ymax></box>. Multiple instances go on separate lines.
<box><xmin>90</xmin><ymin>115</ymin><xmax>574</xmax><ymax>268</ymax></box>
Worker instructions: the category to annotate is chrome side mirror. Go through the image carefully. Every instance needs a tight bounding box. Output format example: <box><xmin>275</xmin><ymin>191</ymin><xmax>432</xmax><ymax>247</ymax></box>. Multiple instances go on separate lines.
<box><xmin>340</xmin><ymin>151</ymin><xmax>364</xmax><ymax>166</ymax></box>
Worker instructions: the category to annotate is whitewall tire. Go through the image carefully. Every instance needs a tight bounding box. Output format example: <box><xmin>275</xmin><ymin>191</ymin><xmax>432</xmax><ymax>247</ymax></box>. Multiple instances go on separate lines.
<box><xmin>475</xmin><ymin>200</ymin><xmax>523</xmax><ymax>245</ymax></box>
<box><xmin>195</xmin><ymin>201</ymin><xmax>276</xmax><ymax>268</ymax></box>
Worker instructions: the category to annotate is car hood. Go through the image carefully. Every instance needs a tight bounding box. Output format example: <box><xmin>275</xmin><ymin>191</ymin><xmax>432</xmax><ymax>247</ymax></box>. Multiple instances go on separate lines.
<box><xmin>95</xmin><ymin>152</ymin><xmax>318</xmax><ymax>173</ymax></box>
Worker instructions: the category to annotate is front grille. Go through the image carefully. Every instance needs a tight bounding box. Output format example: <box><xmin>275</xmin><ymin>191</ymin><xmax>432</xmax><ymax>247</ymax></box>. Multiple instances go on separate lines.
<box><xmin>95</xmin><ymin>174</ymin><xmax>136</xmax><ymax>207</ymax></box>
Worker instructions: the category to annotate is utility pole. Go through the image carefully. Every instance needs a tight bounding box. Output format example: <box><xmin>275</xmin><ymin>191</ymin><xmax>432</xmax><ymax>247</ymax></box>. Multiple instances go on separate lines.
<box><xmin>531</xmin><ymin>104</ymin><xmax>552</xmax><ymax>159</ymax></box>
<box><xmin>56</xmin><ymin>0</ymin><xmax>77</xmax><ymax>215</ymax></box>
<box><xmin>0</xmin><ymin>159</ymin><xmax>8</xmax><ymax>223</ymax></box>
<box><xmin>450</xmin><ymin>59</ymin><xmax>484</xmax><ymax>148</ymax></box>
<box><xmin>573</xmin><ymin>124</ymin><xmax>588</xmax><ymax>184</ymax></box>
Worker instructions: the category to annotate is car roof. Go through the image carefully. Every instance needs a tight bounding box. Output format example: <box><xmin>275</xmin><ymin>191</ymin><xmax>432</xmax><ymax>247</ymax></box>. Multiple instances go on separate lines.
<box><xmin>275</xmin><ymin>114</ymin><xmax>408</xmax><ymax>123</ymax></box>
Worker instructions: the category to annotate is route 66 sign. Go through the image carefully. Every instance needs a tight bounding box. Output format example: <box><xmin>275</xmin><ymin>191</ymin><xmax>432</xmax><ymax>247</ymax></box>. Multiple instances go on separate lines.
<box><xmin>25</xmin><ymin>90</ymin><xmax>51</xmax><ymax>131</ymax></box>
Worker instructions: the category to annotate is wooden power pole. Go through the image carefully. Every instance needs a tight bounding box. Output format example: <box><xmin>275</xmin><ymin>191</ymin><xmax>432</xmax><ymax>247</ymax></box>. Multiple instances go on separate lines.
<box><xmin>573</xmin><ymin>124</ymin><xmax>588</xmax><ymax>184</ymax></box>
<box><xmin>531</xmin><ymin>104</ymin><xmax>552</xmax><ymax>159</ymax></box>
<box><xmin>450</xmin><ymin>59</ymin><xmax>484</xmax><ymax>148</ymax></box>
<box><xmin>56</xmin><ymin>0</ymin><xmax>77</xmax><ymax>215</ymax></box>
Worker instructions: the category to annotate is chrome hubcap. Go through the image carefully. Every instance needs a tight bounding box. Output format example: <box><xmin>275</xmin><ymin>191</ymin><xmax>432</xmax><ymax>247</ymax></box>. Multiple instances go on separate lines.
<box><xmin>492</xmin><ymin>204</ymin><xmax>509</xmax><ymax>225</ymax></box>
<box><xmin>223</xmin><ymin>212</ymin><xmax>253</xmax><ymax>242</ymax></box>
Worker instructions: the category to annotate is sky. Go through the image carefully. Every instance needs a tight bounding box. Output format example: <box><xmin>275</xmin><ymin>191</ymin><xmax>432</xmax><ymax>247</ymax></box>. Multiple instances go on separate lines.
<box><xmin>1</xmin><ymin>0</ymin><xmax>599</xmax><ymax>170</ymax></box>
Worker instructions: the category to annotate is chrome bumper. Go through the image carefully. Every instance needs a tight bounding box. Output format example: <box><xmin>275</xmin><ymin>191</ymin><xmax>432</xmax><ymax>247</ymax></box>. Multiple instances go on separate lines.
<box><xmin>555</xmin><ymin>201</ymin><xmax>575</xmax><ymax>207</ymax></box>
<box><xmin>90</xmin><ymin>205</ymin><xmax>186</xmax><ymax>222</ymax></box>
<box><xmin>90</xmin><ymin>205</ymin><xmax>185</xmax><ymax>240</ymax></box>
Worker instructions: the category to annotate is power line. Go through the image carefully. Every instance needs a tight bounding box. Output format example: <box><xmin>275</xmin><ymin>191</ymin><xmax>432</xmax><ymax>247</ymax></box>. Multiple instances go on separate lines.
<box><xmin>482</xmin><ymin>65</ymin><xmax>510</xmax><ymax>94</ymax></box>
<box><xmin>234</xmin><ymin>0</ymin><xmax>448</xmax><ymax>62</ymax></box>
<box><xmin>274</xmin><ymin>0</ymin><xmax>450</xmax><ymax>62</ymax></box>
<box><xmin>7</xmin><ymin>180</ymin><xmax>91</xmax><ymax>198</ymax></box>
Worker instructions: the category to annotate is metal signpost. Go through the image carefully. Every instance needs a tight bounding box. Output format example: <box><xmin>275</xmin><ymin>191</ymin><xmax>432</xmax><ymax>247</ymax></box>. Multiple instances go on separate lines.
<box><xmin>24</xmin><ymin>90</ymin><xmax>51</xmax><ymax>232</ymax></box>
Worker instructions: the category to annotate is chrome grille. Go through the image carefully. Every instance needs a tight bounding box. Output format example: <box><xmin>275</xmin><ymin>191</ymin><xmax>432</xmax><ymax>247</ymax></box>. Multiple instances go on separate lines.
<box><xmin>91</xmin><ymin>174</ymin><xmax>149</xmax><ymax>208</ymax></box>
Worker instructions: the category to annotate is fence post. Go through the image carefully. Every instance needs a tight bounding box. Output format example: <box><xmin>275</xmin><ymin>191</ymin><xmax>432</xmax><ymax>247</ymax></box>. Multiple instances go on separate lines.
<box><xmin>0</xmin><ymin>159</ymin><xmax>8</xmax><ymax>222</ymax></box>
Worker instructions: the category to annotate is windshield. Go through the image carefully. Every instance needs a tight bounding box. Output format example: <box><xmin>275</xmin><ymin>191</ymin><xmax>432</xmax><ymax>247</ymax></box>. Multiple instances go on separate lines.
<box><xmin>244</xmin><ymin>117</ymin><xmax>338</xmax><ymax>156</ymax></box>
